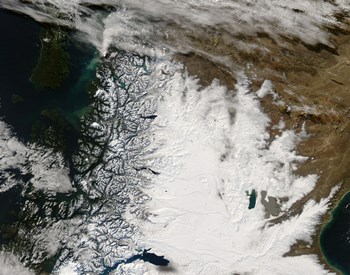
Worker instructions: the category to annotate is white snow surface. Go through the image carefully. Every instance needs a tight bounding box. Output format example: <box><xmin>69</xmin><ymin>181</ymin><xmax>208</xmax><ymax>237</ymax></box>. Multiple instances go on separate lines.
<box><xmin>0</xmin><ymin>54</ymin><xmax>337</xmax><ymax>275</ymax></box>
<box><xmin>55</xmin><ymin>262</ymin><xmax>79</xmax><ymax>275</ymax></box>
<box><xmin>122</xmin><ymin>71</ymin><xmax>336</xmax><ymax>275</ymax></box>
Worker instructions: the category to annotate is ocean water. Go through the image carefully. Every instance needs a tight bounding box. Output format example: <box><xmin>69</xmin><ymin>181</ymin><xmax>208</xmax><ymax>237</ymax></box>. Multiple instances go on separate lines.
<box><xmin>320</xmin><ymin>192</ymin><xmax>350</xmax><ymax>275</ymax></box>
<box><xmin>0</xmin><ymin>10</ymin><xmax>97</xmax><ymax>268</ymax></box>
<box><xmin>0</xmin><ymin>9</ymin><xmax>40</xmax><ymax>245</ymax></box>
<box><xmin>0</xmin><ymin>9</ymin><xmax>40</xmax><ymax>137</ymax></box>
<box><xmin>0</xmin><ymin>9</ymin><xmax>96</xmax><ymax>160</ymax></box>
<box><xmin>0</xmin><ymin>1</ymin><xmax>349</xmax><ymax>274</ymax></box>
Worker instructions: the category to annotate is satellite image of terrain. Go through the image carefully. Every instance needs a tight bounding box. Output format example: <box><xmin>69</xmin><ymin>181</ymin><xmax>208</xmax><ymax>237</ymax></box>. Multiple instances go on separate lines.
<box><xmin>0</xmin><ymin>1</ymin><xmax>350</xmax><ymax>274</ymax></box>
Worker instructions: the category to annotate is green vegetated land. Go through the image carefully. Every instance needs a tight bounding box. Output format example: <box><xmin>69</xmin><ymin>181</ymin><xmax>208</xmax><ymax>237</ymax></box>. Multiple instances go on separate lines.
<box><xmin>0</xmin><ymin>11</ymin><xmax>99</xmax><ymax>274</ymax></box>
<box><xmin>30</xmin><ymin>26</ymin><xmax>71</xmax><ymax>90</ymax></box>
<box><xmin>27</xmin><ymin>25</ymin><xmax>97</xmax><ymax>158</ymax></box>
<box><xmin>29</xmin><ymin>26</ymin><xmax>73</xmax><ymax>154</ymax></box>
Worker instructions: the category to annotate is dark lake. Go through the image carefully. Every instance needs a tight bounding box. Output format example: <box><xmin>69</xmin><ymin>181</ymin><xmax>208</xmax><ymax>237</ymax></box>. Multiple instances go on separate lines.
<box><xmin>248</xmin><ymin>189</ymin><xmax>257</xmax><ymax>209</ymax></box>
<box><xmin>101</xmin><ymin>249</ymin><xmax>170</xmax><ymax>275</ymax></box>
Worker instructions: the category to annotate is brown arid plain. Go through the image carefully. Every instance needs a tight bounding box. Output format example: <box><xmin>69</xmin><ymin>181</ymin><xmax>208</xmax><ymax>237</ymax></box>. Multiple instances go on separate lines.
<box><xmin>175</xmin><ymin>17</ymin><xmax>350</xmax><ymax>274</ymax></box>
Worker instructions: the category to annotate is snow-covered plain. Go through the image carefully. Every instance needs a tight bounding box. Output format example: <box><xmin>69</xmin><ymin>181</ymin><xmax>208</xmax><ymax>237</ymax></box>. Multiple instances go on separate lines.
<box><xmin>0</xmin><ymin>51</ymin><xmax>336</xmax><ymax>275</ymax></box>
<box><xmin>0</xmin><ymin>0</ymin><xmax>348</xmax><ymax>274</ymax></box>
<box><xmin>122</xmin><ymin>66</ymin><xmax>336</xmax><ymax>275</ymax></box>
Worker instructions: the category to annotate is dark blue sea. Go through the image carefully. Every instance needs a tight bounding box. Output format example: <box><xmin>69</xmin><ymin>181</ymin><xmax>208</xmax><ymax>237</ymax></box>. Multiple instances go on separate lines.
<box><xmin>320</xmin><ymin>192</ymin><xmax>350</xmax><ymax>275</ymax></box>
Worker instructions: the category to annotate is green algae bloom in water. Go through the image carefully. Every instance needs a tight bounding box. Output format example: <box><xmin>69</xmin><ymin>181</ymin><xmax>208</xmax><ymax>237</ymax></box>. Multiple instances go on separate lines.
<box><xmin>0</xmin><ymin>9</ymin><xmax>97</xmax><ymax>154</ymax></box>
<box><xmin>320</xmin><ymin>192</ymin><xmax>350</xmax><ymax>275</ymax></box>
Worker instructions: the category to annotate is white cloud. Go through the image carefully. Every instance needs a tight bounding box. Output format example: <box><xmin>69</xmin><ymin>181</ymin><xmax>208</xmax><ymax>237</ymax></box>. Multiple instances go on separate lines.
<box><xmin>0</xmin><ymin>121</ymin><xmax>74</xmax><ymax>193</ymax></box>
<box><xmin>0</xmin><ymin>1</ymin><xmax>344</xmax><ymax>271</ymax></box>
<box><xmin>0</xmin><ymin>252</ymin><xmax>34</xmax><ymax>275</ymax></box>
<box><xmin>0</xmin><ymin>0</ymin><xmax>349</xmax><ymax>55</ymax></box>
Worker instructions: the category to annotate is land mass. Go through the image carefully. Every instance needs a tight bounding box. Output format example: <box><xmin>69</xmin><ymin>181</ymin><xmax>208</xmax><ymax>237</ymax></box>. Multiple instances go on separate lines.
<box><xmin>174</xmin><ymin>19</ymin><xmax>350</xmax><ymax>274</ymax></box>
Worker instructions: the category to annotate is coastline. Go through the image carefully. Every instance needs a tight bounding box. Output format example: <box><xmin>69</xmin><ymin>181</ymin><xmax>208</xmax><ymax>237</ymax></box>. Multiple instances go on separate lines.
<box><xmin>174</xmin><ymin>27</ymin><xmax>350</xmax><ymax>274</ymax></box>
<box><xmin>0</xmin><ymin>9</ymin><xmax>96</xmax><ymax>158</ymax></box>
<box><xmin>320</xmin><ymin>191</ymin><xmax>350</xmax><ymax>275</ymax></box>
<box><xmin>0</xmin><ymin>3</ymin><xmax>349</xmax><ymax>273</ymax></box>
